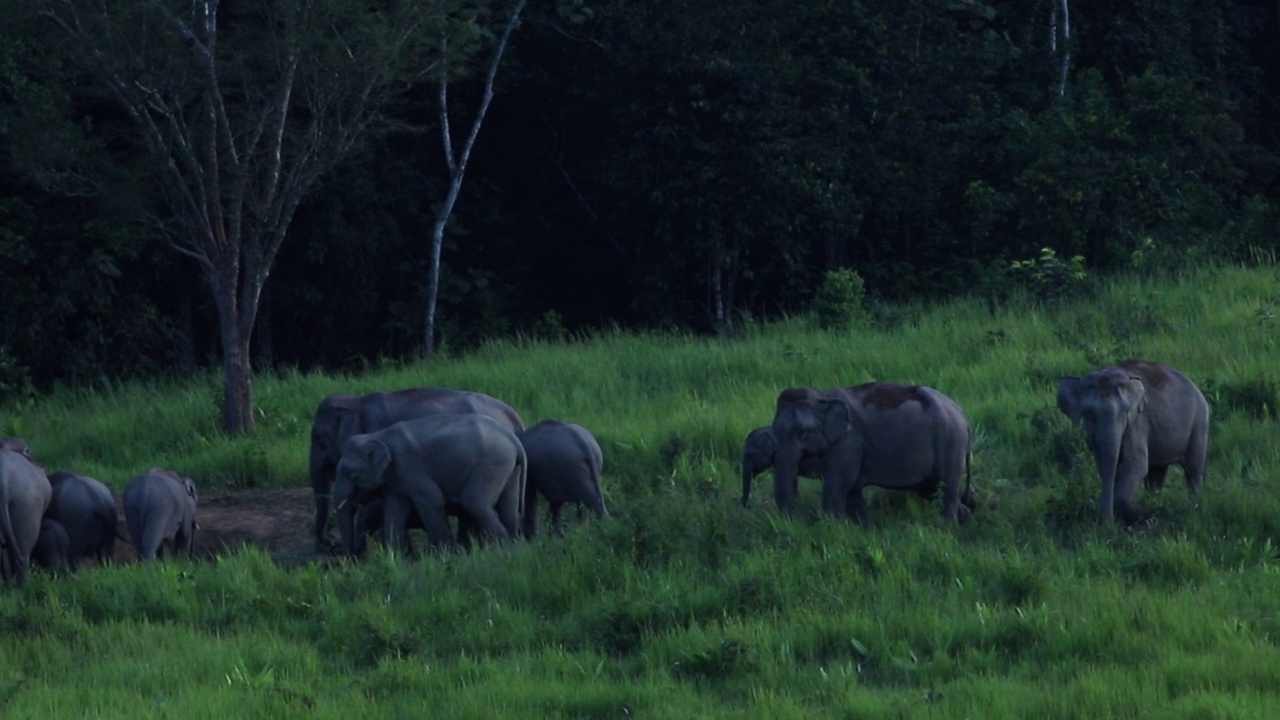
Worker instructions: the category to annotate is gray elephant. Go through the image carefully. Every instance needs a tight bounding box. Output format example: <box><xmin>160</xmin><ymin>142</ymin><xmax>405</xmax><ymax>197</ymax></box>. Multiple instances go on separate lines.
<box><xmin>740</xmin><ymin>426</ymin><xmax>824</xmax><ymax>508</ymax></box>
<box><xmin>32</xmin><ymin>518</ymin><xmax>71</xmax><ymax>573</ymax></box>
<box><xmin>310</xmin><ymin>387</ymin><xmax>524</xmax><ymax>549</ymax></box>
<box><xmin>334</xmin><ymin>413</ymin><xmax>526</xmax><ymax>555</ymax></box>
<box><xmin>0</xmin><ymin>447</ymin><xmax>52</xmax><ymax>585</ymax></box>
<box><xmin>123</xmin><ymin>468</ymin><xmax>199</xmax><ymax>560</ymax></box>
<box><xmin>769</xmin><ymin>383</ymin><xmax>974</xmax><ymax>525</ymax></box>
<box><xmin>45</xmin><ymin>471</ymin><xmax>118</xmax><ymax>570</ymax></box>
<box><xmin>519</xmin><ymin>419</ymin><xmax>608</xmax><ymax>538</ymax></box>
<box><xmin>1057</xmin><ymin>360</ymin><xmax>1209</xmax><ymax>525</ymax></box>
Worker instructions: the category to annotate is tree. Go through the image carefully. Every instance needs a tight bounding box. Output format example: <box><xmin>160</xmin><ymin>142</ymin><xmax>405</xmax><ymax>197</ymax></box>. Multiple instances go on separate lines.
<box><xmin>7</xmin><ymin>0</ymin><xmax>467</xmax><ymax>434</ymax></box>
<box><xmin>423</xmin><ymin>0</ymin><xmax>528</xmax><ymax>356</ymax></box>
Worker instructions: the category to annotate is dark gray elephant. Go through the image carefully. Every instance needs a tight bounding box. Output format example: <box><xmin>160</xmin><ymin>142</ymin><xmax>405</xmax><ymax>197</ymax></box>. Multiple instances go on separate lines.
<box><xmin>45</xmin><ymin>471</ymin><xmax>118</xmax><ymax>570</ymax></box>
<box><xmin>309</xmin><ymin>388</ymin><xmax>524</xmax><ymax>549</ymax></box>
<box><xmin>333</xmin><ymin>413</ymin><xmax>526</xmax><ymax>555</ymax></box>
<box><xmin>0</xmin><ymin>447</ymin><xmax>52</xmax><ymax>585</ymax></box>
<box><xmin>123</xmin><ymin>468</ymin><xmax>199</xmax><ymax>560</ymax></box>
<box><xmin>1057</xmin><ymin>360</ymin><xmax>1209</xmax><ymax>525</ymax></box>
<box><xmin>32</xmin><ymin>518</ymin><xmax>71</xmax><ymax>573</ymax></box>
<box><xmin>740</xmin><ymin>426</ymin><xmax>824</xmax><ymax>509</ymax></box>
<box><xmin>519</xmin><ymin>419</ymin><xmax>608</xmax><ymax>538</ymax></box>
<box><xmin>769</xmin><ymin>383</ymin><xmax>974</xmax><ymax>525</ymax></box>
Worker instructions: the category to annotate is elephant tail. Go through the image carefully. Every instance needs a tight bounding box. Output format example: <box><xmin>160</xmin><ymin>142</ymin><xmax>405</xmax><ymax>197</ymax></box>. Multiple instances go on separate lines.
<box><xmin>514</xmin><ymin>441</ymin><xmax>528</xmax><ymax>536</ymax></box>
<box><xmin>0</xmin><ymin>486</ymin><xmax>20</xmax><ymax>579</ymax></box>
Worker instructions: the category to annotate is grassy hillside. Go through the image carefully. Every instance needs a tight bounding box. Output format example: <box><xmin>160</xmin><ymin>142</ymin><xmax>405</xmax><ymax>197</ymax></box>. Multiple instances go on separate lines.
<box><xmin>4</xmin><ymin>265</ymin><xmax>1280</xmax><ymax>718</ymax></box>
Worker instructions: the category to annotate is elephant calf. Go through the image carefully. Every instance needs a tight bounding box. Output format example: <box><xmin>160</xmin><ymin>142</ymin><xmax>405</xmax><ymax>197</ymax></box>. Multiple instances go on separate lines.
<box><xmin>519</xmin><ymin>419</ymin><xmax>608</xmax><ymax>538</ymax></box>
<box><xmin>123</xmin><ymin>468</ymin><xmax>199</xmax><ymax>561</ymax></box>
<box><xmin>740</xmin><ymin>426</ymin><xmax>824</xmax><ymax>508</ymax></box>
<box><xmin>32</xmin><ymin>518</ymin><xmax>71</xmax><ymax>573</ymax></box>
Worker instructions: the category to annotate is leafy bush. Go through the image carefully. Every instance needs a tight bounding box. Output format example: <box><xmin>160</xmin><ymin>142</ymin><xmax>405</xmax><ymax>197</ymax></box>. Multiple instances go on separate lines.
<box><xmin>810</xmin><ymin>268</ymin><xmax>866</xmax><ymax>330</ymax></box>
<box><xmin>1010</xmin><ymin>248</ymin><xmax>1088</xmax><ymax>302</ymax></box>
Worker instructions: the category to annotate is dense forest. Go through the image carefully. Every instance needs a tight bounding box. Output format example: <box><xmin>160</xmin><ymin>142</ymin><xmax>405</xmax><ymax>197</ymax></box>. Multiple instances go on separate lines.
<box><xmin>0</xmin><ymin>1</ymin><xmax>1277</xmax><ymax>412</ymax></box>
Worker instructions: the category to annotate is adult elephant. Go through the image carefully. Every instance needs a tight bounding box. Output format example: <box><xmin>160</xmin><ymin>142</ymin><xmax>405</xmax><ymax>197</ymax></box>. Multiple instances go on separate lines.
<box><xmin>519</xmin><ymin>419</ymin><xmax>608</xmax><ymax>538</ymax></box>
<box><xmin>770</xmin><ymin>383</ymin><xmax>974</xmax><ymax>525</ymax></box>
<box><xmin>0</xmin><ymin>447</ymin><xmax>52</xmax><ymax>585</ymax></box>
<box><xmin>1057</xmin><ymin>360</ymin><xmax>1209</xmax><ymax>525</ymax></box>
<box><xmin>740</xmin><ymin>426</ymin><xmax>823</xmax><ymax>509</ymax></box>
<box><xmin>45</xmin><ymin>471</ymin><xmax>119</xmax><ymax>570</ymax></box>
<box><xmin>123</xmin><ymin>468</ymin><xmax>199</xmax><ymax>561</ymax></box>
<box><xmin>333</xmin><ymin>413</ymin><xmax>526</xmax><ymax>555</ymax></box>
<box><xmin>309</xmin><ymin>388</ymin><xmax>524</xmax><ymax>550</ymax></box>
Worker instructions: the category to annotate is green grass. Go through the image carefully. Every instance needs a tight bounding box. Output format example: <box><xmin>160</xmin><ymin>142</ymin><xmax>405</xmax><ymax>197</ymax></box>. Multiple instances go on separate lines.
<box><xmin>5</xmin><ymin>264</ymin><xmax>1280</xmax><ymax>717</ymax></box>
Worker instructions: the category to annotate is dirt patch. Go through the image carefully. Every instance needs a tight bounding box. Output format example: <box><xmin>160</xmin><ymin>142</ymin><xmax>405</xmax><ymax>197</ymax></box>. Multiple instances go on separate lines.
<box><xmin>112</xmin><ymin>486</ymin><xmax>327</xmax><ymax>568</ymax></box>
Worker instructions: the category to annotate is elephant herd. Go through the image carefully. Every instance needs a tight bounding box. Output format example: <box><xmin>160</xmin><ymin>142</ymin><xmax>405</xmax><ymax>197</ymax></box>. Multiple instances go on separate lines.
<box><xmin>308</xmin><ymin>387</ymin><xmax>609</xmax><ymax>557</ymax></box>
<box><xmin>742</xmin><ymin>359</ymin><xmax>1210</xmax><ymax>528</ymax></box>
<box><xmin>1</xmin><ymin>358</ymin><xmax>1209</xmax><ymax>586</ymax></box>
<box><xmin>0</xmin><ymin>444</ymin><xmax>199</xmax><ymax>586</ymax></box>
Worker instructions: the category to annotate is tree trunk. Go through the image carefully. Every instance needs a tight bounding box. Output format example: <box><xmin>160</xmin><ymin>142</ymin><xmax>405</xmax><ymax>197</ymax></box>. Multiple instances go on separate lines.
<box><xmin>210</xmin><ymin>264</ymin><xmax>255</xmax><ymax>436</ymax></box>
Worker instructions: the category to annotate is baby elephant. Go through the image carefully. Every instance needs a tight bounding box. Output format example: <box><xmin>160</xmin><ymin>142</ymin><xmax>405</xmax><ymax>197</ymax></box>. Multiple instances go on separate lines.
<box><xmin>740</xmin><ymin>426</ymin><xmax>823</xmax><ymax>508</ymax></box>
<box><xmin>32</xmin><ymin>518</ymin><xmax>71</xmax><ymax>573</ymax></box>
<box><xmin>45</xmin><ymin>471</ymin><xmax>119</xmax><ymax>570</ymax></box>
<box><xmin>123</xmin><ymin>468</ymin><xmax>198</xmax><ymax>561</ymax></box>
<box><xmin>519</xmin><ymin>419</ymin><xmax>608</xmax><ymax>538</ymax></box>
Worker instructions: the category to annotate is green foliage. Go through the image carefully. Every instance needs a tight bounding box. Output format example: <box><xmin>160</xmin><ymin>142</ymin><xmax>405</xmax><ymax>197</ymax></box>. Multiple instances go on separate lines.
<box><xmin>1010</xmin><ymin>248</ymin><xmax>1088</xmax><ymax>302</ymax></box>
<box><xmin>810</xmin><ymin>268</ymin><xmax>866</xmax><ymax>330</ymax></box>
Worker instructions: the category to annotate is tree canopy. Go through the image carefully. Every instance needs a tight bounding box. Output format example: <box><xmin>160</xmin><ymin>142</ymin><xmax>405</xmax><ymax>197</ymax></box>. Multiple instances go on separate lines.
<box><xmin>1</xmin><ymin>0</ymin><xmax>1277</xmax><ymax>417</ymax></box>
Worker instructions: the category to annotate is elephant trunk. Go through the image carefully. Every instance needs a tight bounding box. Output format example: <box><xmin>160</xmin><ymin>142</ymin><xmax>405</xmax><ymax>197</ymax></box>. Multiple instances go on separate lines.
<box><xmin>309</xmin><ymin>443</ymin><xmax>332</xmax><ymax>547</ymax></box>
<box><xmin>333</xmin><ymin>476</ymin><xmax>357</xmax><ymax>557</ymax></box>
<box><xmin>773</xmin><ymin>444</ymin><xmax>802</xmax><ymax>513</ymax></box>
<box><xmin>1091</xmin><ymin>427</ymin><xmax>1124</xmax><ymax>523</ymax></box>
<box><xmin>741</xmin><ymin>464</ymin><xmax>754</xmax><ymax>508</ymax></box>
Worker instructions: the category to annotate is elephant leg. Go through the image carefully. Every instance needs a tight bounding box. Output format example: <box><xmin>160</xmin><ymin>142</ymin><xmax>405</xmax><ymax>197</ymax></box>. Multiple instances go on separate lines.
<box><xmin>458</xmin><ymin>486</ymin><xmax>515</xmax><ymax>544</ymax></box>
<box><xmin>549</xmin><ymin>501</ymin><xmax>567</xmax><ymax>536</ymax></box>
<box><xmin>1143</xmin><ymin>465</ymin><xmax>1170</xmax><ymax>493</ymax></box>
<box><xmin>846</xmin><ymin>489</ymin><xmax>871</xmax><ymax>527</ymax></box>
<box><xmin>521</xmin><ymin>481</ymin><xmax>540</xmax><ymax>539</ymax></box>
<box><xmin>1184</xmin><ymin>427</ymin><xmax>1208</xmax><ymax>494</ymax></box>
<box><xmin>1113</xmin><ymin>457</ymin><xmax>1146</xmax><ymax>526</ymax></box>
<box><xmin>381</xmin><ymin>495</ymin><xmax>418</xmax><ymax>553</ymax></box>
<box><xmin>407</xmin><ymin>491</ymin><xmax>458</xmax><ymax>548</ymax></box>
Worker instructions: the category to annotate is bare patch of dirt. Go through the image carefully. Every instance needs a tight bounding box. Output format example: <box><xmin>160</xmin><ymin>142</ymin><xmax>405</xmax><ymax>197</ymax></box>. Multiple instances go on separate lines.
<box><xmin>112</xmin><ymin>487</ymin><xmax>327</xmax><ymax>568</ymax></box>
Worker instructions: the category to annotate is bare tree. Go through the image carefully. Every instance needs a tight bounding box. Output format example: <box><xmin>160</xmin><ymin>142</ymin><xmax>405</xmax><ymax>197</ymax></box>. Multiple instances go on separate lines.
<box><xmin>424</xmin><ymin>0</ymin><xmax>528</xmax><ymax>356</ymax></box>
<box><xmin>21</xmin><ymin>0</ymin><xmax>463</xmax><ymax>434</ymax></box>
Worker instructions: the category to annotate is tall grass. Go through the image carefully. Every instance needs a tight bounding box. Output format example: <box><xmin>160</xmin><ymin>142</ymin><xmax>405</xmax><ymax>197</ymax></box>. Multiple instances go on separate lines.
<box><xmin>3</xmin><ymin>264</ymin><xmax>1280</xmax><ymax>717</ymax></box>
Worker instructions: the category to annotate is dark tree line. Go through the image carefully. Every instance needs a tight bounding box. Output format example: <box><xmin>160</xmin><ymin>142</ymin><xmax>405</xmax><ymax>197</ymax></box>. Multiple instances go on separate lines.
<box><xmin>1</xmin><ymin>0</ymin><xmax>1278</xmax><ymax>416</ymax></box>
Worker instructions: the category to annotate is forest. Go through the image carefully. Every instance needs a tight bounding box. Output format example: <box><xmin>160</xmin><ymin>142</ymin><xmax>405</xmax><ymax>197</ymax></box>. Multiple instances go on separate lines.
<box><xmin>0</xmin><ymin>0</ymin><xmax>1277</xmax><ymax>428</ymax></box>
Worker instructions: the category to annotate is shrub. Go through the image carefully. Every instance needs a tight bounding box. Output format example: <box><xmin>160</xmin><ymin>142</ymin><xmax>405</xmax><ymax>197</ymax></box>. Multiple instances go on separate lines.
<box><xmin>1010</xmin><ymin>247</ymin><xmax>1087</xmax><ymax>302</ymax></box>
<box><xmin>811</xmin><ymin>268</ymin><xmax>866</xmax><ymax>330</ymax></box>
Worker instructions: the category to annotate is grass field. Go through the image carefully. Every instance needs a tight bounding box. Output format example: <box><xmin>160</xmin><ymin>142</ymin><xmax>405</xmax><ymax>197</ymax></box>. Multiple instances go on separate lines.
<box><xmin>3</xmin><ymin>264</ymin><xmax>1280</xmax><ymax>718</ymax></box>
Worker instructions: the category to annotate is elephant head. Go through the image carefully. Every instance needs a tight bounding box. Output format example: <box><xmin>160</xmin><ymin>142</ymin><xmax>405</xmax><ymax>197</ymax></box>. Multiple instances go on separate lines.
<box><xmin>333</xmin><ymin>435</ymin><xmax>394</xmax><ymax>555</ymax></box>
<box><xmin>1057</xmin><ymin>369</ymin><xmax>1146</xmax><ymax>503</ymax></box>
<box><xmin>769</xmin><ymin>388</ymin><xmax>855</xmax><ymax>511</ymax></box>
<box><xmin>309</xmin><ymin>398</ymin><xmax>364</xmax><ymax>546</ymax></box>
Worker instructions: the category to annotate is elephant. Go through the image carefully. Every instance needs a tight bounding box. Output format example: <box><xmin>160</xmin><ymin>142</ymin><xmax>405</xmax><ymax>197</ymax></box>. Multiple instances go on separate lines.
<box><xmin>0</xmin><ymin>447</ymin><xmax>52</xmax><ymax>585</ymax></box>
<box><xmin>519</xmin><ymin>419</ymin><xmax>608</xmax><ymax>538</ymax></box>
<box><xmin>333</xmin><ymin>413</ymin><xmax>526</xmax><ymax>556</ymax></box>
<box><xmin>32</xmin><ymin>518</ymin><xmax>71</xmax><ymax>573</ymax></box>
<box><xmin>1057</xmin><ymin>360</ymin><xmax>1209</xmax><ymax>525</ymax></box>
<box><xmin>45</xmin><ymin>471</ymin><xmax>119</xmax><ymax>570</ymax></box>
<box><xmin>740</xmin><ymin>425</ymin><xmax>824</xmax><ymax>509</ymax></box>
<box><xmin>309</xmin><ymin>387</ymin><xmax>524</xmax><ymax>549</ymax></box>
<box><xmin>769</xmin><ymin>383</ymin><xmax>974</xmax><ymax>525</ymax></box>
<box><xmin>122</xmin><ymin>468</ymin><xmax>199</xmax><ymax>561</ymax></box>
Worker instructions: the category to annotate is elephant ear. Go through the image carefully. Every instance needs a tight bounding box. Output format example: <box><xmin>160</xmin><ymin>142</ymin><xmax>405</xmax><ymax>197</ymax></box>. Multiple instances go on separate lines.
<box><xmin>360</xmin><ymin>440</ymin><xmax>393</xmax><ymax>491</ymax></box>
<box><xmin>1121</xmin><ymin>375</ymin><xmax>1147</xmax><ymax>417</ymax></box>
<box><xmin>819</xmin><ymin>397</ymin><xmax>854</xmax><ymax>444</ymax></box>
<box><xmin>1056</xmin><ymin>376</ymin><xmax>1083</xmax><ymax>424</ymax></box>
